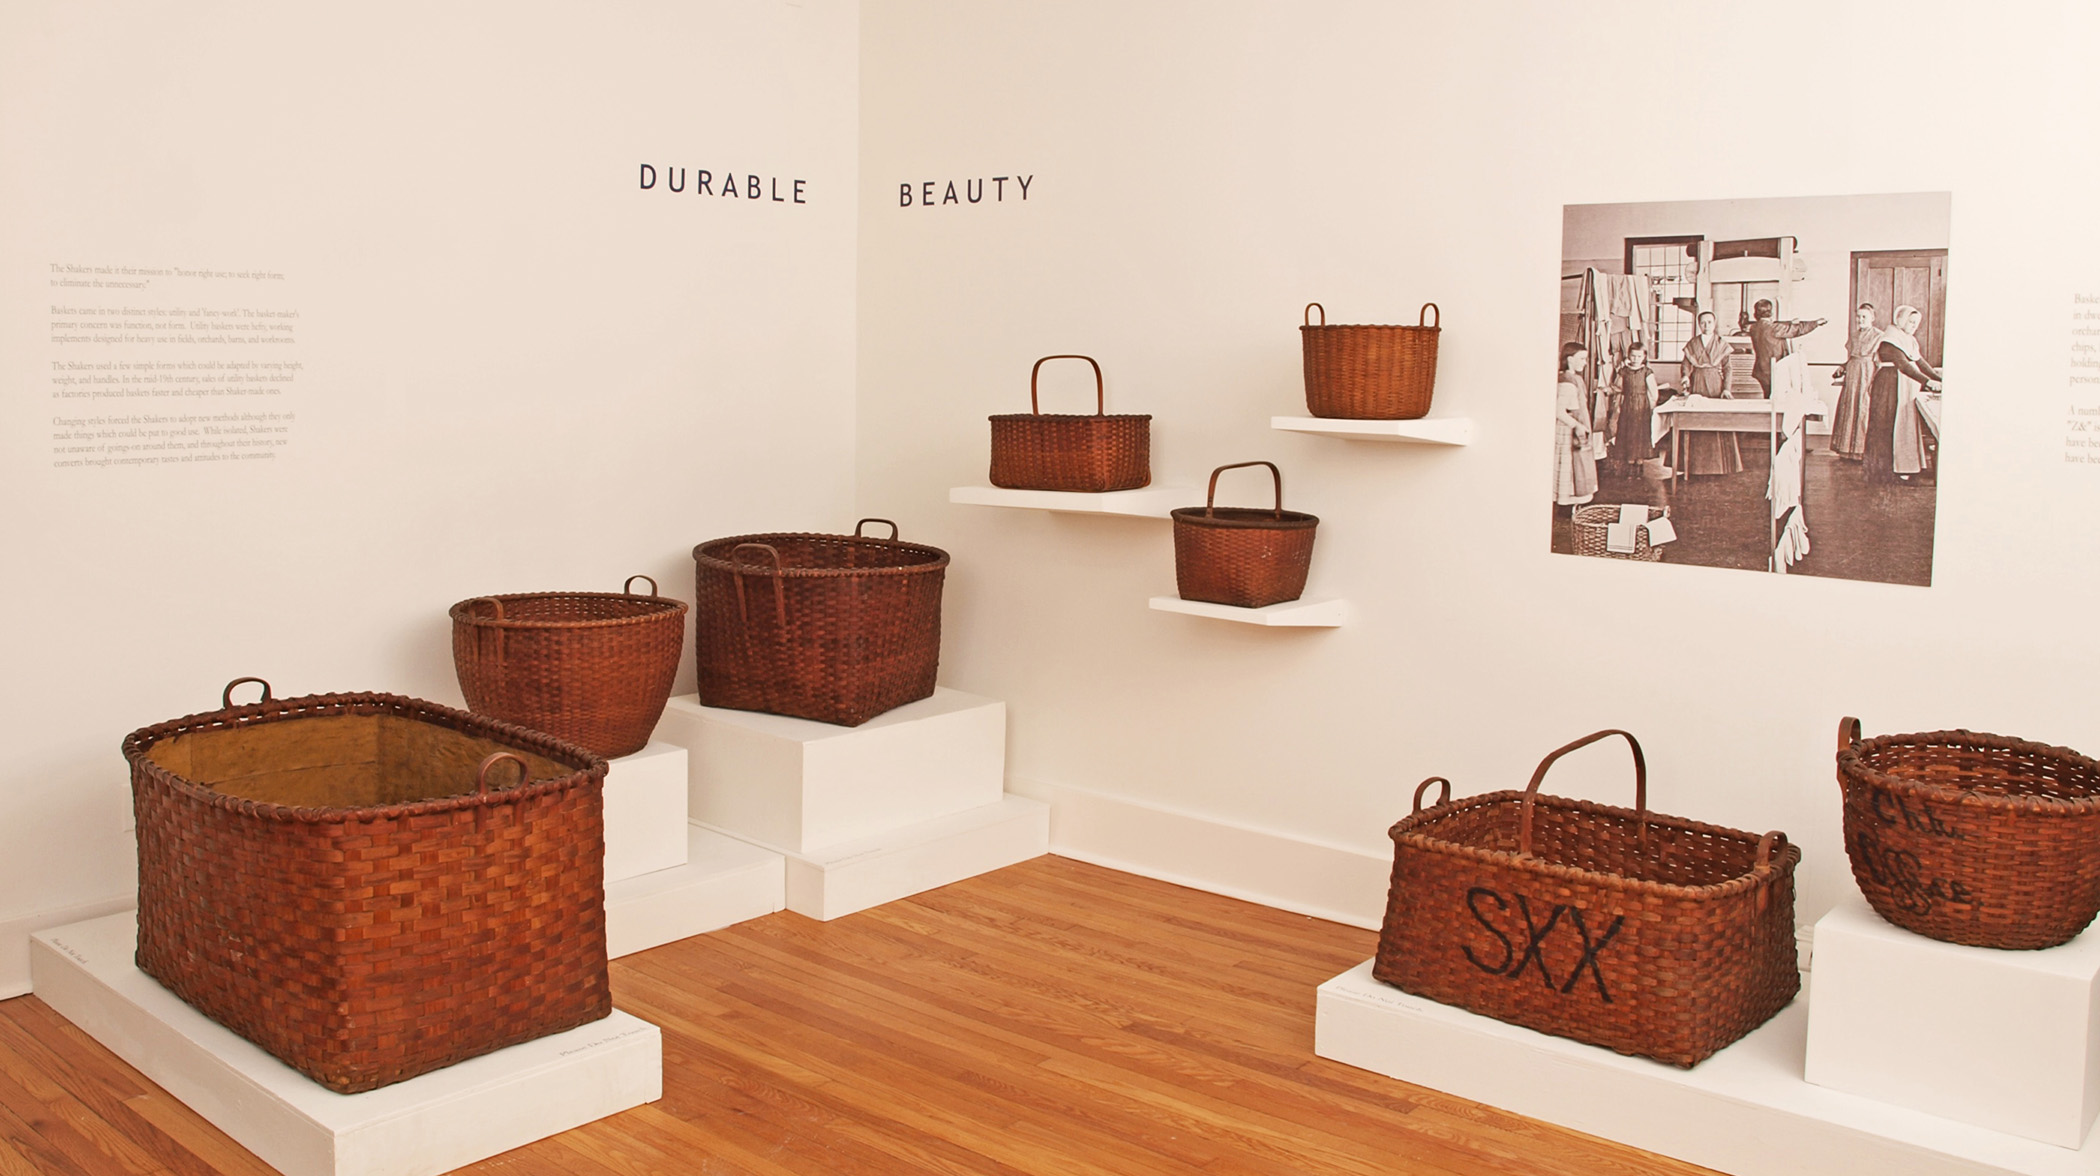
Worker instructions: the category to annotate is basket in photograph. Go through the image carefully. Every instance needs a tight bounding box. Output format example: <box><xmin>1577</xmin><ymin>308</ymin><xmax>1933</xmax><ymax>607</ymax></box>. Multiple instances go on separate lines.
<box><xmin>1374</xmin><ymin>729</ymin><xmax>1800</xmax><ymax>1068</ymax></box>
<box><xmin>1838</xmin><ymin>718</ymin><xmax>2100</xmax><ymax>949</ymax></box>
<box><xmin>1572</xmin><ymin>504</ymin><xmax>1668</xmax><ymax>561</ymax></box>
<box><xmin>126</xmin><ymin>678</ymin><xmax>610</xmax><ymax>1093</ymax></box>
<box><xmin>1301</xmin><ymin>301</ymin><xmax>1441</xmax><ymax>420</ymax></box>
<box><xmin>1170</xmin><ymin>461</ymin><xmax>1318</xmax><ymax>609</ymax></box>
<box><xmin>989</xmin><ymin>354</ymin><xmax>1151</xmax><ymax>492</ymax></box>
<box><xmin>692</xmin><ymin>519</ymin><xmax>949</xmax><ymax>727</ymax></box>
<box><xmin>450</xmin><ymin>574</ymin><xmax>688</xmax><ymax>759</ymax></box>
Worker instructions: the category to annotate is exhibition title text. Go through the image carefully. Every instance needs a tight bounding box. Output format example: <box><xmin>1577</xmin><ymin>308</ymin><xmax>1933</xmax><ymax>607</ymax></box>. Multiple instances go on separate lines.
<box><xmin>639</xmin><ymin>165</ymin><xmax>805</xmax><ymax>204</ymax></box>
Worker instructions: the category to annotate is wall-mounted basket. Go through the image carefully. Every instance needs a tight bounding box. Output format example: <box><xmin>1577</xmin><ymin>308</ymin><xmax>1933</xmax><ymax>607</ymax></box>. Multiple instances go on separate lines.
<box><xmin>989</xmin><ymin>354</ymin><xmax>1151</xmax><ymax>492</ymax></box>
<box><xmin>1301</xmin><ymin>301</ymin><xmax>1440</xmax><ymax>420</ymax></box>
<box><xmin>1171</xmin><ymin>461</ymin><xmax>1317</xmax><ymax>609</ymax></box>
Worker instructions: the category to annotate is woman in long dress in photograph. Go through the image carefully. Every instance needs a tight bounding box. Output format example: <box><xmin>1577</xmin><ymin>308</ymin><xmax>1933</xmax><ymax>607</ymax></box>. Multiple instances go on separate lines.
<box><xmin>1555</xmin><ymin>342</ymin><xmax>1597</xmax><ymax>507</ymax></box>
<box><xmin>1610</xmin><ymin>342</ymin><xmax>1660</xmax><ymax>476</ymax></box>
<box><xmin>1828</xmin><ymin>302</ymin><xmax>1878</xmax><ymax>461</ymax></box>
<box><xmin>1679</xmin><ymin>311</ymin><xmax>1742</xmax><ymax>476</ymax></box>
<box><xmin>1864</xmin><ymin>305</ymin><xmax>1942</xmax><ymax>484</ymax></box>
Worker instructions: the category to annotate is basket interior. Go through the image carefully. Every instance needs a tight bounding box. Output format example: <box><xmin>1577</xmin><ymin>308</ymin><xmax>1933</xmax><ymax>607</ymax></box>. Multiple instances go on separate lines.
<box><xmin>458</xmin><ymin>594</ymin><xmax>680</xmax><ymax>624</ymax></box>
<box><xmin>1415</xmin><ymin>797</ymin><xmax>1769</xmax><ymax>888</ymax></box>
<box><xmin>701</xmin><ymin>535</ymin><xmax>944</xmax><ymax>572</ymax></box>
<box><xmin>144</xmin><ymin>714</ymin><xmax>574</xmax><ymax>809</ymax></box>
<box><xmin>1856</xmin><ymin>739</ymin><xmax>2100</xmax><ymax>804</ymax></box>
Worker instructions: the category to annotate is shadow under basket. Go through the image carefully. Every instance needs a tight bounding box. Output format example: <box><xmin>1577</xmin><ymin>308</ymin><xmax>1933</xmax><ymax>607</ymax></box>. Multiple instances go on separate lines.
<box><xmin>125</xmin><ymin>679</ymin><xmax>611</xmax><ymax>1094</ymax></box>
<box><xmin>450</xmin><ymin>574</ymin><xmax>688</xmax><ymax>759</ymax></box>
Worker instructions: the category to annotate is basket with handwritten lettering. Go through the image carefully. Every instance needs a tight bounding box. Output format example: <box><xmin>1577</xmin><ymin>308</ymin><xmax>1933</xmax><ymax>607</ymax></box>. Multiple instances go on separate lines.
<box><xmin>1838</xmin><ymin>719</ymin><xmax>2100</xmax><ymax>950</ymax></box>
<box><xmin>1571</xmin><ymin>504</ymin><xmax>1669</xmax><ymax>561</ymax></box>
<box><xmin>1374</xmin><ymin>730</ymin><xmax>1799</xmax><ymax>1068</ymax></box>
<box><xmin>988</xmin><ymin>355</ymin><xmax>1151</xmax><ymax>492</ymax></box>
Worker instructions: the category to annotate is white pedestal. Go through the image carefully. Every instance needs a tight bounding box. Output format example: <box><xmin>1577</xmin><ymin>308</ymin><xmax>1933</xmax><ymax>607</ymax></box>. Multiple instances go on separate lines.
<box><xmin>604</xmin><ymin>741</ymin><xmax>689</xmax><ymax>883</ymax></box>
<box><xmin>1806</xmin><ymin>895</ymin><xmax>2100</xmax><ymax>1148</ymax></box>
<box><xmin>748</xmin><ymin>794</ymin><xmax>1049</xmax><ymax>921</ymax></box>
<box><xmin>1317</xmin><ymin>958</ymin><xmax>2100</xmax><ymax>1176</ymax></box>
<box><xmin>654</xmin><ymin>689</ymin><xmax>1006</xmax><ymax>853</ymax></box>
<box><xmin>605</xmin><ymin>823</ymin><xmax>785</xmax><ymax>958</ymax></box>
<box><xmin>31</xmin><ymin>913</ymin><xmax>660</xmax><ymax>1176</ymax></box>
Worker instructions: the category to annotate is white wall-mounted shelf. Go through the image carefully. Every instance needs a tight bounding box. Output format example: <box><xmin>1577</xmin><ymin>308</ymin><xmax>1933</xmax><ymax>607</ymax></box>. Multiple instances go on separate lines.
<box><xmin>1148</xmin><ymin>595</ymin><xmax>1346</xmax><ymax>627</ymax></box>
<box><xmin>949</xmin><ymin>485</ymin><xmax>1192</xmax><ymax>518</ymax></box>
<box><xmin>1271</xmin><ymin>416</ymin><xmax>1473</xmax><ymax>446</ymax></box>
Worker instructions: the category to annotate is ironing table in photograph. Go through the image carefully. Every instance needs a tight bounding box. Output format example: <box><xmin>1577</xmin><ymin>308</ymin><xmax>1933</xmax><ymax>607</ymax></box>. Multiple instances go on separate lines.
<box><xmin>1654</xmin><ymin>396</ymin><xmax>1827</xmax><ymax>488</ymax></box>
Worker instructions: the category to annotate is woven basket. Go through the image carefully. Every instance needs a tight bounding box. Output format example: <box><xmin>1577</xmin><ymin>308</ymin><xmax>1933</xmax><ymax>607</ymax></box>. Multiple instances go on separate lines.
<box><xmin>126</xmin><ymin>678</ymin><xmax>610</xmax><ymax>1094</ymax></box>
<box><xmin>1573</xmin><ymin>504</ymin><xmax>1668</xmax><ymax>561</ymax></box>
<box><xmin>1375</xmin><ymin>730</ymin><xmax>1799</xmax><ymax>1068</ymax></box>
<box><xmin>692</xmin><ymin>519</ymin><xmax>948</xmax><ymax>727</ymax></box>
<box><xmin>1301</xmin><ymin>301</ymin><xmax>1440</xmax><ymax>420</ymax></box>
<box><xmin>450</xmin><ymin>574</ymin><xmax>688</xmax><ymax>759</ymax></box>
<box><xmin>1838</xmin><ymin>718</ymin><xmax>2100</xmax><ymax>949</ymax></box>
<box><xmin>989</xmin><ymin>354</ymin><xmax>1151</xmax><ymax>492</ymax></box>
<box><xmin>1171</xmin><ymin>461</ymin><xmax>1318</xmax><ymax>609</ymax></box>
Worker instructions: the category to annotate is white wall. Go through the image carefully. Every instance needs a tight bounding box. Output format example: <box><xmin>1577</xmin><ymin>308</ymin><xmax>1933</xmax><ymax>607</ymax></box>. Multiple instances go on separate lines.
<box><xmin>858</xmin><ymin>1</ymin><xmax>2100</xmax><ymax>928</ymax></box>
<box><xmin>0</xmin><ymin>0</ymin><xmax>861</xmax><ymax>992</ymax></box>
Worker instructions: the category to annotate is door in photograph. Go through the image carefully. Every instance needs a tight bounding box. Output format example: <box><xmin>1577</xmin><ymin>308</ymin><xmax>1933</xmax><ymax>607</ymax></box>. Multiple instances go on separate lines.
<box><xmin>1853</xmin><ymin>250</ymin><xmax>1948</xmax><ymax>363</ymax></box>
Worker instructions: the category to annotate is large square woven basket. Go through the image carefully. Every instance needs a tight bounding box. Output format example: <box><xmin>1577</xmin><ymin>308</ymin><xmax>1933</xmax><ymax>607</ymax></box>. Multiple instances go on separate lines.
<box><xmin>692</xmin><ymin>519</ymin><xmax>949</xmax><ymax>726</ymax></box>
<box><xmin>1374</xmin><ymin>729</ymin><xmax>1799</xmax><ymax>1068</ymax></box>
<box><xmin>125</xmin><ymin>679</ymin><xmax>611</xmax><ymax>1093</ymax></box>
<box><xmin>1838</xmin><ymin>717</ymin><xmax>2100</xmax><ymax>949</ymax></box>
<box><xmin>989</xmin><ymin>354</ymin><xmax>1151</xmax><ymax>492</ymax></box>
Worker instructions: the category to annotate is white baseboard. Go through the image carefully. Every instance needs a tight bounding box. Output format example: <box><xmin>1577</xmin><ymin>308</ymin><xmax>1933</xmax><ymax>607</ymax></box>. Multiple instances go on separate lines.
<box><xmin>2</xmin><ymin>894</ymin><xmax>136</xmax><ymax>1000</ymax></box>
<box><xmin>1008</xmin><ymin>777</ymin><xmax>1390</xmax><ymax>930</ymax></box>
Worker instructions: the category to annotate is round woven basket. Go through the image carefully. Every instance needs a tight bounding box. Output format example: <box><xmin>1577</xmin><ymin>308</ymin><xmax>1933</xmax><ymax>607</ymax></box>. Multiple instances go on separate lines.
<box><xmin>1300</xmin><ymin>301</ymin><xmax>1440</xmax><ymax>420</ymax></box>
<box><xmin>1171</xmin><ymin>461</ymin><xmax>1318</xmax><ymax>609</ymax></box>
<box><xmin>1572</xmin><ymin>504</ymin><xmax>1668</xmax><ymax>561</ymax></box>
<box><xmin>1838</xmin><ymin>718</ymin><xmax>2100</xmax><ymax>949</ymax></box>
<box><xmin>692</xmin><ymin>520</ymin><xmax>949</xmax><ymax>727</ymax></box>
<box><xmin>450</xmin><ymin>575</ymin><xmax>687</xmax><ymax>758</ymax></box>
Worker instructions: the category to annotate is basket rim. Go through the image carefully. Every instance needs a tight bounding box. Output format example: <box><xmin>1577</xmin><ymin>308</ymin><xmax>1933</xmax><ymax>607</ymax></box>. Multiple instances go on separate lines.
<box><xmin>1300</xmin><ymin>323</ymin><xmax>1441</xmax><ymax>333</ymax></box>
<box><xmin>448</xmin><ymin>590</ymin><xmax>687</xmax><ymax>629</ymax></box>
<box><xmin>123</xmin><ymin>691</ymin><xmax>607</xmax><ymax>824</ymax></box>
<box><xmin>1572</xmin><ymin>504</ymin><xmax>1668</xmax><ymax>523</ymax></box>
<box><xmin>692</xmin><ymin>531</ymin><xmax>951</xmax><ymax>576</ymax></box>
<box><xmin>1388</xmin><ymin>789</ymin><xmax>1798</xmax><ymax>902</ymax></box>
<box><xmin>1170</xmin><ymin>506</ymin><xmax>1319</xmax><ymax>530</ymax></box>
<box><xmin>1839</xmin><ymin>728</ymin><xmax>2100</xmax><ymax>815</ymax></box>
<box><xmin>988</xmin><ymin>412</ymin><xmax>1152</xmax><ymax>423</ymax></box>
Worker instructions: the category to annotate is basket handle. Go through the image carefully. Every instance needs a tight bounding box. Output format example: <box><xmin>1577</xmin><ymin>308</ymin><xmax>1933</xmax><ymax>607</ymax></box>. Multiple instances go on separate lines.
<box><xmin>1752</xmin><ymin>830</ymin><xmax>1787</xmax><ymax>912</ymax></box>
<box><xmin>476</xmin><ymin>751</ymin><xmax>529</xmax><ymax>797</ymax></box>
<box><xmin>623</xmin><ymin>574</ymin><xmax>658</xmax><ymax>597</ymax></box>
<box><xmin>1205</xmin><ymin>461</ymin><xmax>1285</xmax><ymax>519</ymax></box>
<box><xmin>221</xmin><ymin>677</ymin><xmax>272</xmax><ymax>709</ymax></box>
<box><xmin>1303</xmin><ymin>302</ymin><xmax>1325</xmax><ymax>327</ymax></box>
<box><xmin>1029</xmin><ymin>355</ymin><xmax>1105</xmax><ymax>417</ymax></box>
<box><xmin>1412</xmin><ymin>777</ymin><xmax>1452</xmax><ymax>814</ymax></box>
<box><xmin>1419</xmin><ymin>302</ymin><xmax>1440</xmax><ymax>329</ymax></box>
<box><xmin>855</xmin><ymin>518</ymin><xmax>901</xmax><ymax>541</ymax></box>
<box><xmin>729</xmin><ymin>542</ymin><xmax>788</xmax><ymax>629</ymax></box>
<box><xmin>1838</xmin><ymin>716</ymin><xmax>1862</xmax><ymax>754</ymax></box>
<box><xmin>1518</xmin><ymin>729</ymin><xmax>1646</xmax><ymax>859</ymax></box>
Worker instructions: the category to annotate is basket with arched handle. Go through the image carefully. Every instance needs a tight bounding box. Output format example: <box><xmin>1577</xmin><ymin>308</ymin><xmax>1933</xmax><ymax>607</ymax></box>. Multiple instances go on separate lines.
<box><xmin>1170</xmin><ymin>461</ymin><xmax>1319</xmax><ymax>608</ymax></box>
<box><xmin>989</xmin><ymin>354</ymin><xmax>1151</xmax><ymax>491</ymax></box>
<box><xmin>692</xmin><ymin>519</ymin><xmax>949</xmax><ymax>726</ymax></box>
<box><xmin>1373</xmin><ymin>728</ymin><xmax>1800</xmax><ymax>1068</ymax></box>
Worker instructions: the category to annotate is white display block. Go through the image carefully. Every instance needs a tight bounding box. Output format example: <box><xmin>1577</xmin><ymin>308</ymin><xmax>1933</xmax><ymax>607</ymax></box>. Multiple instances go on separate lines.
<box><xmin>653</xmin><ymin>689</ymin><xmax>1006</xmax><ymax>854</ymax></box>
<box><xmin>1806</xmin><ymin>895</ymin><xmax>2100</xmax><ymax>1148</ymax></box>
<box><xmin>605</xmin><ymin>823</ymin><xmax>785</xmax><ymax>958</ymax></box>
<box><xmin>603</xmin><ymin>741</ymin><xmax>690</xmax><ymax>884</ymax></box>
<box><xmin>718</xmin><ymin>794</ymin><xmax>1048</xmax><ymax>921</ymax></box>
<box><xmin>1147</xmin><ymin>595</ymin><xmax>1346</xmax><ymax>627</ymax></box>
<box><xmin>1318</xmin><ymin>958</ymin><xmax>2100</xmax><ymax>1176</ymax></box>
<box><xmin>947</xmin><ymin>484</ymin><xmax>1192</xmax><ymax>518</ymax></box>
<box><xmin>31</xmin><ymin>913</ymin><xmax>660</xmax><ymax>1176</ymax></box>
<box><xmin>1270</xmin><ymin>415</ymin><xmax>1474</xmax><ymax>445</ymax></box>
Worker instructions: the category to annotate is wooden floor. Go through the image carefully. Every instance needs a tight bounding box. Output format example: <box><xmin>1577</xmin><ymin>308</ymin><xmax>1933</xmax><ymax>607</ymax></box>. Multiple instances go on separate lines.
<box><xmin>0</xmin><ymin>856</ymin><xmax>1715</xmax><ymax>1176</ymax></box>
